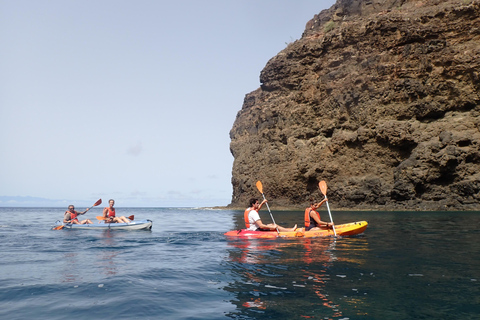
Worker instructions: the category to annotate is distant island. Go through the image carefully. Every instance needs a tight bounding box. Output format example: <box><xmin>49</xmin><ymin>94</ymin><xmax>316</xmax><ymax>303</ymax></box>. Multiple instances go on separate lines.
<box><xmin>0</xmin><ymin>196</ymin><xmax>71</xmax><ymax>207</ymax></box>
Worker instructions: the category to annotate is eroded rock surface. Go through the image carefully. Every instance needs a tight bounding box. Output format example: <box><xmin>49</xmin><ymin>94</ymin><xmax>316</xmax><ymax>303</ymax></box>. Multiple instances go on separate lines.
<box><xmin>230</xmin><ymin>0</ymin><xmax>480</xmax><ymax>210</ymax></box>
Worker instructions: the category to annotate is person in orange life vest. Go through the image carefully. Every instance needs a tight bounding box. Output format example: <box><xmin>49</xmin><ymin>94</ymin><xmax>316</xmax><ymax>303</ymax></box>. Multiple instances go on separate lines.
<box><xmin>245</xmin><ymin>198</ymin><xmax>297</xmax><ymax>232</ymax></box>
<box><xmin>101</xmin><ymin>199</ymin><xmax>130</xmax><ymax>223</ymax></box>
<box><xmin>304</xmin><ymin>199</ymin><xmax>334</xmax><ymax>231</ymax></box>
<box><xmin>64</xmin><ymin>205</ymin><xmax>93</xmax><ymax>224</ymax></box>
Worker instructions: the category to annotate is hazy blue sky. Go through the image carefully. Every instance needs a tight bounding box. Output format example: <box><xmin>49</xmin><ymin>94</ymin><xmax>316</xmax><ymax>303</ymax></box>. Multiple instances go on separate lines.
<box><xmin>0</xmin><ymin>0</ymin><xmax>336</xmax><ymax>207</ymax></box>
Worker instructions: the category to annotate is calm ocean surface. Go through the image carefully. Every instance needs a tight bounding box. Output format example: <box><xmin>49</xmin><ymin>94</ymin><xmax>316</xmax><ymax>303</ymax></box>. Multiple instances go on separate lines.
<box><xmin>0</xmin><ymin>207</ymin><xmax>478</xmax><ymax>319</ymax></box>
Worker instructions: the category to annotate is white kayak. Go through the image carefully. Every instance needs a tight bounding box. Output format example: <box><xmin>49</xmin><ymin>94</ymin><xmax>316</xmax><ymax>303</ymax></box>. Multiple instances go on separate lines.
<box><xmin>53</xmin><ymin>219</ymin><xmax>153</xmax><ymax>230</ymax></box>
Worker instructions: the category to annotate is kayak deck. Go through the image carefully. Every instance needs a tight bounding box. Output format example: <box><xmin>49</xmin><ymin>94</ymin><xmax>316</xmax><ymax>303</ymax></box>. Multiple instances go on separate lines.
<box><xmin>53</xmin><ymin>219</ymin><xmax>153</xmax><ymax>230</ymax></box>
<box><xmin>224</xmin><ymin>221</ymin><xmax>368</xmax><ymax>238</ymax></box>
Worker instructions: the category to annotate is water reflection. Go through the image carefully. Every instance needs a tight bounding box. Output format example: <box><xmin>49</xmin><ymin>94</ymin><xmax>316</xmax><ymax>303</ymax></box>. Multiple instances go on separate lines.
<box><xmin>60</xmin><ymin>229</ymin><xmax>125</xmax><ymax>283</ymax></box>
<box><xmin>302</xmin><ymin>238</ymin><xmax>337</xmax><ymax>265</ymax></box>
<box><xmin>61</xmin><ymin>252</ymin><xmax>79</xmax><ymax>283</ymax></box>
<box><xmin>60</xmin><ymin>231</ymin><xmax>85</xmax><ymax>283</ymax></box>
<box><xmin>226</xmin><ymin>238</ymin><xmax>293</xmax><ymax>264</ymax></box>
<box><xmin>301</xmin><ymin>238</ymin><xmax>343</xmax><ymax>318</ymax></box>
<box><xmin>97</xmin><ymin>230</ymin><xmax>119</xmax><ymax>277</ymax></box>
<box><xmin>224</xmin><ymin>236</ymin><xmax>370</xmax><ymax>319</ymax></box>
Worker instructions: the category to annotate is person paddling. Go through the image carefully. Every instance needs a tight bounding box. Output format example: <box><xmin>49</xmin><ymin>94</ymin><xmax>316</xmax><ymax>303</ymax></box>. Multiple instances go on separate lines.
<box><xmin>64</xmin><ymin>205</ymin><xmax>93</xmax><ymax>225</ymax></box>
<box><xmin>101</xmin><ymin>199</ymin><xmax>130</xmax><ymax>223</ymax></box>
<box><xmin>304</xmin><ymin>199</ymin><xmax>334</xmax><ymax>231</ymax></box>
<box><xmin>245</xmin><ymin>198</ymin><xmax>296</xmax><ymax>232</ymax></box>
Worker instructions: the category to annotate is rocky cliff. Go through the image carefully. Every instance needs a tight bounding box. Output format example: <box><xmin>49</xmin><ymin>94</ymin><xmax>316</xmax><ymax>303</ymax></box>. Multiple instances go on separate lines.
<box><xmin>229</xmin><ymin>0</ymin><xmax>480</xmax><ymax>210</ymax></box>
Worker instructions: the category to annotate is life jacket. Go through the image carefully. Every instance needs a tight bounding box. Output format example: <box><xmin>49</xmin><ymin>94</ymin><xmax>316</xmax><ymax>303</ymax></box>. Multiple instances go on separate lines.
<box><xmin>106</xmin><ymin>207</ymin><xmax>115</xmax><ymax>217</ymax></box>
<box><xmin>66</xmin><ymin>210</ymin><xmax>78</xmax><ymax>221</ymax></box>
<box><xmin>244</xmin><ymin>208</ymin><xmax>253</xmax><ymax>228</ymax></box>
<box><xmin>304</xmin><ymin>208</ymin><xmax>320</xmax><ymax>228</ymax></box>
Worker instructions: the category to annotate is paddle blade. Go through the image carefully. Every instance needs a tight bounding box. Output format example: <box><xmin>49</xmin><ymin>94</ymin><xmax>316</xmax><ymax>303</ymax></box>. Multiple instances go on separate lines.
<box><xmin>53</xmin><ymin>225</ymin><xmax>64</xmax><ymax>230</ymax></box>
<box><xmin>256</xmin><ymin>181</ymin><xmax>263</xmax><ymax>194</ymax></box>
<box><xmin>128</xmin><ymin>215</ymin><xmax>134</xmax><ymax>221</ymax></box>
<box><xmin>319</xmin><ymin>180</ymin><xmax>328</xmax><ymax>196</ymax></box>
<box><xmin>93</xmin><ymin>199</ymin><xmax>102</xmax><ymax>207</ymax></box>
<box><xmin>96</xmin><ymin>216</ymin><xmax>106</xmax><ymax>220</ymax></box>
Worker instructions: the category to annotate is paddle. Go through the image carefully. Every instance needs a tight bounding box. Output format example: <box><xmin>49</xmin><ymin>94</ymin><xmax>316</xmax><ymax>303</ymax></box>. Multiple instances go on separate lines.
<box><xmin>52</xmin><ymin>224</ymin><xmax>66</xmax><ymax>230</ymax></box>
<box><xmin>87</xmin><ymin>198</ymin><xmax>102</xmax><ymax>211</ymax></box>
<box><xmin>53</xmin><ymin>198</ymin><xmax>102</xmax><ymax>230</ymax></box>
<box><xmin>96</xmin><ymin>215</ymin><xmax>134</xmax><ymax>221</ymax></box>
<box><xmin>256</xmin><ymin>180</ymin><xmax>279</xmax><ymax>234</ymax></box>
<box><xmin>319</xmin><ymin>180</ymin><xmax>337</xmax><ymax>236</ymax></box>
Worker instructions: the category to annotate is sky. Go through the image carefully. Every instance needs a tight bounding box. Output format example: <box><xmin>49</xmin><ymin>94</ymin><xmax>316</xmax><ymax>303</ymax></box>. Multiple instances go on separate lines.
<box><xmin>0</xmin><ymin>0</ymin><xmax>336</xmax><ymax>207</ymax></box>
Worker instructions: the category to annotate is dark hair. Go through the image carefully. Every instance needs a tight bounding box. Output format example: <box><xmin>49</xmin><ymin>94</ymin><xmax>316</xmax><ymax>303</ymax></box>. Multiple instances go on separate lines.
<box><xmin>249</xmin><ymin>198</ymin><xmax>258</xmax><ymax>207</ymax></box>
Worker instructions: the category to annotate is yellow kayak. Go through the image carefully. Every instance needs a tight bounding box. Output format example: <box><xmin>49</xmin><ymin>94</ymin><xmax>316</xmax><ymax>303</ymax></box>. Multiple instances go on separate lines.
<box><xmin>224</xmin><ymin>221</ymin><xmax>368</xmax><ymax>238</ymax></box>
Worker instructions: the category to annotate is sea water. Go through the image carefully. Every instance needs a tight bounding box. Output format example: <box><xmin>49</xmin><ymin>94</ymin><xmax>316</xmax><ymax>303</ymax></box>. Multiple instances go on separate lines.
<box><xmin>0</xmin><ymin>207</ymin><xmax>479</xmax><ymax>319</ymax></box>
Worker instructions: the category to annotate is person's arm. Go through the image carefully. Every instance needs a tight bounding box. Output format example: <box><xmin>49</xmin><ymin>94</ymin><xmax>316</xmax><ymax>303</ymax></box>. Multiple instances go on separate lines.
<box><xmin>63</xmin><ymin>212</ymin><xmax>71</xmax><ymax>223</ymax></box>
<box><xmin>257</xmin><ymin>199</ymin><xmax>267</xmax><ymax>211</ymax></box>
<box><xmin>254</xmin><ymin>217</ymin><xmax>278</xmax><ymax>231</ymax></box>
<box><xmin>102</xmin><ymin>208</ymin><xmax>114</xmax><ymax>222</ymax></box>
<box><xmin>254</xmin><ymin>218</ymin><xmax>272</xmax><ymax>230</ymax></box>
<box><xmin>310</xmin><ymin>211</ymin><xmax>322</xmax><ymax>225</ymax></box>
<box><xmin>250</xmin><ymin>210</ymin><xmax>273</xmax><ymax>230</ymax></box>
<box><xmin>315</xmin><ymin>198</ymin><xmax>327</xmax><ymax>208</ymax></box>
<box><xmin>77</xmin><ymin>208</ymin><xmax>89</xmax><ymax>215</ymax></box>
<box><xmin>310</xmin><ymin>211</ymin><xmax>331</xmax><ymax>227</ymax></box>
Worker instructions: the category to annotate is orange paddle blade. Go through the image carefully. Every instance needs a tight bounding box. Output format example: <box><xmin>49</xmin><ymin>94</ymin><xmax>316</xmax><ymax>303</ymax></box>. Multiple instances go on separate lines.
<box><xmin>96</xmin><ymin>216</ymin><xmax>106</xmax><ymax>220</ymax></box>
<box><xmin>53</xmin><ymin>225</ymin><xmax>64</xmax><ymax>230</ymax></box>
<box><xmin>319</xmin><ymin>180</ymin><xmax>328</xmax><ymax>196</ymax></box>
<box><xmin>256</xmin><ymin>181</ymin><xmax>264</xmax><ymax>194</ymax></box>
<box><xmin>93</xmin><ymin>199</ymin><xmax>102</xmax><ymax>207</ymax></box>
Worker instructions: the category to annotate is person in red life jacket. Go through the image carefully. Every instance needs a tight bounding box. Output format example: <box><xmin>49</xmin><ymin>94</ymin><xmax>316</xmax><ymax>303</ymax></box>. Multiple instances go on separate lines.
<box><xmin>304</xmin><ymin>199</ymin><xmax>333</xmax><ymax>231</ymax></box>
<box><xmin>64</xmin><ymin>205</ymin><xmax>93</xmax><ymax>224</ymax></box>
<box><xmin>101</xmin><ymin>199</ymin><xmax>130</xmax><ymax>223</ymax></box>
<box><xmin>245</xmin><ymin>198</ymin><xmax>296</xmax><ymax>232</ymax></box>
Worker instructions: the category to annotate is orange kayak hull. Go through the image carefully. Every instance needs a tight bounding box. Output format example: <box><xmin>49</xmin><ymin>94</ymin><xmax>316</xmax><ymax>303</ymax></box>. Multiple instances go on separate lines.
<box><xmin>224</xmin><ymin>221</ymin><xmax>368</xmax><ymax>238</ymax></box>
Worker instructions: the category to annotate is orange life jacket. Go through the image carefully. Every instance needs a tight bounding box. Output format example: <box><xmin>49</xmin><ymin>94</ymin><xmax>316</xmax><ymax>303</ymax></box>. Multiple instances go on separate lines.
<box><xmin>66</xmin><ymin>210</ymin><xmax>78</xmax><ymax>222</ymax></box>
<box><xmin>244</xmin><ymin>208</ymin><xmax>253</xmax><ymax>228</ymax></box>
<box><xmin>106</xmin><ymin>207</ymin><xmax>115</xmax><ymax>217</ymax></box>
<box><xmin>304</xmin><ymin>208</ymin><xmax>320</xmax><ymax>227</ymax></box>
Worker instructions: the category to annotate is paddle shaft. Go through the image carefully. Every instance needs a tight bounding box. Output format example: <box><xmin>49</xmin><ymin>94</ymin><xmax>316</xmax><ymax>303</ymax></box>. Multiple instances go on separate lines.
<box><xmin>260</xmin><ymin>193</ymin><xmax>280</xmax><ymax>234</ymax></box>
<box><xmin>319</xmin><ymin>181</ymin><xmax>336</xmax><ymax>236</ymax></box>
<box><xmin>85</xmin><ymin>205</ymin><xmax>96</xmax><ymax>212</ymax></box>
<box><xmin>255</xmin><ymin>181</ymin><xmax>279</xmax><ymax>234</ymax></box>
<box><xmin>323</xmin><ymin>195</ymin><xmax>337</xmax><ymax>236</ymax></box>
<box><xmin>85</xmin><ymin>199</ymin><xmax>102</xmax><ymax>212</ymax></box>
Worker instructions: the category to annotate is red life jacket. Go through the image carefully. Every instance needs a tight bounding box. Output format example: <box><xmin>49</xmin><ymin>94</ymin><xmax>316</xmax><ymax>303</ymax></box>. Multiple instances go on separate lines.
<box><xmin>66</xmin><ymin>210</ymin><xmax>78</xmax><ymax>221</ymax></box>
<box><xmin>107</xmin><ymin>207</ymin><xmax>115</xmax><ymax>217</ymax></box>
<box><xmin>304</xmin><ymin>208</ymin><xmax>320</xmax><ymax>227</ymax></box>
<box><xmin>244</xmin><ymin>208</ymin><xmax>253</xmax><ymax>228</ymax></box>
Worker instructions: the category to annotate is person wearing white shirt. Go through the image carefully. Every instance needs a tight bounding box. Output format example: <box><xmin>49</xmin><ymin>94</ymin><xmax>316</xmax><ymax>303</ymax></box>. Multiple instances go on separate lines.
<box><xmin>244</xmin><ymin>198</ymin><xmax>296</xmax><ymax>232</ymax></box>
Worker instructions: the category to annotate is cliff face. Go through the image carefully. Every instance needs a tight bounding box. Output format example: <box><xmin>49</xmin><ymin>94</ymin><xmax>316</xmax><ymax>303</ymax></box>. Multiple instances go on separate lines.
<box><xmin>229</xmin><ymin>0</ymin><xmax>480</xmax><ymax>210</ymax></box>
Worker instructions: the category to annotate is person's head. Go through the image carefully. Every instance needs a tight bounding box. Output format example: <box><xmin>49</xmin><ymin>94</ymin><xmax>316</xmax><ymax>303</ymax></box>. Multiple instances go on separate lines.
<box><xmin>249</xmin><ymin>198</ymin><xmax>259</xmax><ymax>208</ymax></box>
<box><xmin>109</xmin><ymin>199</ymin><xmax>115</xmax><ymax>206</ymax></box>
<box><xmin>68</xmin><ymin>205</ymin><xmax>75</xmax><ymax>212</ymax></box>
